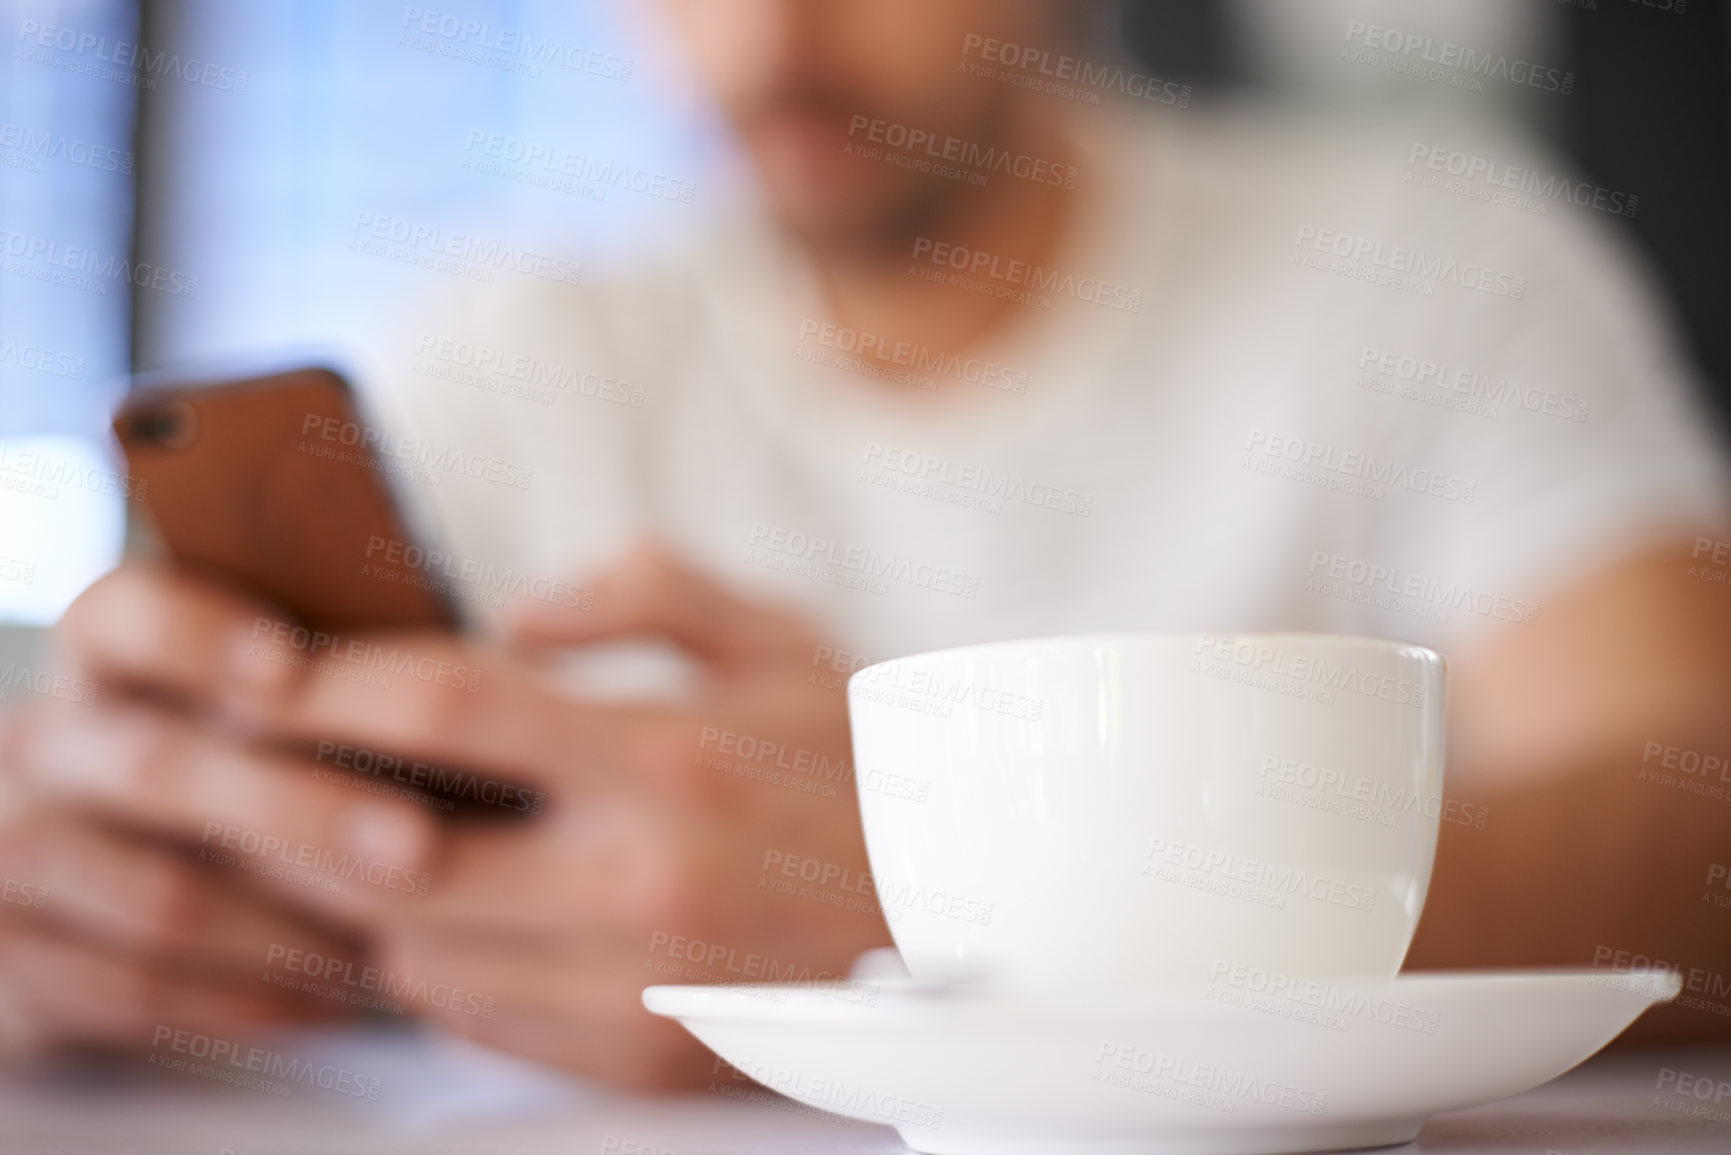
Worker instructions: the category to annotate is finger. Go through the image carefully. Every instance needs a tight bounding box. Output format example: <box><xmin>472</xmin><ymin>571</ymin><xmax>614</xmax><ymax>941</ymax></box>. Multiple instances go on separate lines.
<box><xmin>49</xmin><ymin>566</ymin><xmax>571</xmax><ymax>802</ymax></box>
<box><xmin>54</xmin><ymin>565</ymin><xmax>283</xmax><ymax>714</ymax></box>
<box><xmin>0</xmin><ymin>920</ymin><xmax>345</xmax><ymax>1058</ymax></box>
<box><xmin>223</xmin><ymin>629</ymin><xmax>656</xmax><ymax>795</ymax></box>
<box><xmin>0</xmin><ymin>706</ymin><xmax>30</xmax><ymax>805</ymax></box>
<box><xmin>392</xmin><ymin>798</ymin><xmax>693</xmax><ymax>933</ymax></box>
<box><xmin>388</xmin><ymin>706</ymin><xmax>864</xmax><ymax>937</ymax></box>
<box><xmin>0</xmin><ymin>814</ymin><xmax>358</xmax><ymax>978</ymax></box>
<box><xmin>12</xmin><ymin>698</ymin><xmax>433</xmax><ymax>877</ymax></box>
<box><xmin>505</xmin><ymin>540</ymin><xmax>818</xmax><ymax>670</ymax></box>
<box><xmin>377</xmin><ymin>927</ymin><xmax>711</xmax><ymax>1089</ymax></box>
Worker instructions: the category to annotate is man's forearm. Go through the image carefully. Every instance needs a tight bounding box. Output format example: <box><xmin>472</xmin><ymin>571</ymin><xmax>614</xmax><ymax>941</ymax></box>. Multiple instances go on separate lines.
<box><xmin>1407</xmin><ymin>741</ymin><xmax>1731</xmax><ymax>1039</ymax></box>
<box><xmin>1404</xmin><ymin>540</ymin><xmax>1731</xmax><ymax>1039</ymax></box>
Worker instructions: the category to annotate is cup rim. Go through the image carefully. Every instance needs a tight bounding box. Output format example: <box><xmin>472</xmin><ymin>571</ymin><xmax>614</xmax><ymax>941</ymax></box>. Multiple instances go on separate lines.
<box><xmin>848</xmin><ymin>630</ymin><xmax>1443</xmax><ymax>694</ymax></box>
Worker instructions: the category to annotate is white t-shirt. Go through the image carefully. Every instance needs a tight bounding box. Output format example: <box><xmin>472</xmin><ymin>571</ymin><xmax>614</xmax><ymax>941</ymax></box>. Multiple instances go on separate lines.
<box><xmin>360</xmin><ymin>105</ymin><xmax>1729</xmax><ymax>672</ymax></box>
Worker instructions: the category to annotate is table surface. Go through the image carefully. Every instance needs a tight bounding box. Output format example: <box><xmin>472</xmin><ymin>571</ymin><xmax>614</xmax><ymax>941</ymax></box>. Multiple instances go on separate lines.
<box><xmin>0</xmin><ymin>1027</ymin><xmax>1726</xmax><ymax>1155</ymax></box>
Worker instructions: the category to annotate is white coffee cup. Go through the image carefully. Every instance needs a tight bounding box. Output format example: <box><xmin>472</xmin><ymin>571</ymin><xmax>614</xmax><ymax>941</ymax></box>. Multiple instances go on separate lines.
<box><xmin>847</xmin><ymin>632</ymin><xmax>1446</xmax><ymax>992</ymax></box>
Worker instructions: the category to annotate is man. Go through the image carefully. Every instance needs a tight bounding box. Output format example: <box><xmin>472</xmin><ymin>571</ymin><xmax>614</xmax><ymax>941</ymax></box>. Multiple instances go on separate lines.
<box><xmin>1</xmin><ymin>0</ymin><xmax>1728</xmax><ymax>1090</ymax></box>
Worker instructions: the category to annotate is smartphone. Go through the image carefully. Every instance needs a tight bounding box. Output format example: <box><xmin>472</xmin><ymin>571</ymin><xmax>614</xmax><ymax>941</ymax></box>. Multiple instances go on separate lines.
<box><xmin>113</xmin><ymin>365</ymin><xmax>453</xmax><ymax>632</ymax></box>
<box><xmin>113</xmin><ymin>366</ymin><xmax>536</xmax><ymax>821</ymax></box>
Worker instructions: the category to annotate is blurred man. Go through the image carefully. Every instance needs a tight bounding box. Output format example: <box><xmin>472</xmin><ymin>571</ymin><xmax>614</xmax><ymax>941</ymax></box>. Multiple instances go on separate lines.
<box><xmin>1</xmin><ymin>0</ymin><xmax>1728</xmax><ymax>1088</ymax></box>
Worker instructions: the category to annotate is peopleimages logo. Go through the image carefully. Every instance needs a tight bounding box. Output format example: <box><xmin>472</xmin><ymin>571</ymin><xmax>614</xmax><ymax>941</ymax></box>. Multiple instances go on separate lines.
<box><xmin>0</xmin><ymin>227</ymin><xmax>198</xmax><ymax>298</ymax></box>
<box><xmin>315</xmin><ymin>739</ymin><xmax>546</xmax><ymax>815</ymax></box>
<box><xmin>1342</xmin><ymin>20</ymin><xmax>1574</xmax><ymax>95</ymax></box>
<box><xmin>699</xmin><ymin>727</ymin><xmax>854</xmax><ymax>786</ymax></box>
<box><xmin>1653</xmin><ymin>1068</ymin><xmax>1731</xmax><ymax>1126</ymax></box>
<box><xmin>150</xmin><ymin>1026</ymin><xmax>380</xmax><ymax>1099</ymax></box>
<box><xmin>1704</xmin><ymin>864</ymin><xmax>1730</xmax><ymax>913</ymax></box>
<box><xmin>349</xmin><ymin>211</ymin><xmax>581</xmax><ymax>285</ymax></box>
<box><xmin>1191</xmin><ymin>633</ymin><xmax>1427</xmax><ymax>709</ymax></box>
<box><xmin>1293</xmin><ymin>225</ymin><xmax>1525</xmax><ymax>299</ymax></box>
<box><xmin>862</xmin><ymin>442</ymin><xmax>1093</xmax><ymax>518</ymax></box>
<box><xmin>0</xmin><ymin>121</ymin><xmax>133</xmax><ymax>174</ymax></box>
<box><xmin>851</xmin><ymin>659</ymin><xmax>1044</xmax><ymax>721</ymax></box>
<box><xmin>201</xmin><ymin>822</ymin><xmax>432</xmax><ymax>896</ymax></box>
<box><xmin>1</xmin><ymin>876</ymin><xmax>48</xmax><ymax>911</ymax></box>
<box><xmin>644</xmin><ymin>932</ymin><xmax>878</xmax><ymax>1001</ymax></box>
<box><xmin>959</xmin><ymin>34</ymin><xmax>1191</xmax><ymax>108</ymax></box>
<box><xmin>0</xmin><ymin>445</ymin><xmax>144</xmax><ymax>502</ymax></box>
<box><xmin>1591</xmin><ymin>945</ymin><xmax>1729</xmax><ymax>1017</ymax></box>
<box><xmin>246</xmin><ymin>616</ymin><xmax>483</xmax><ymax>692</ymax></box>
<box><xmin>1144</xmin><ymin>837</ymin><xmax>1379</xmax><ymax>914</ymax></box>
<box><xmin>1407</xmin><ymin>144</ymin><xmax>1636</xmax><ymax>219</ymax></box>
<box><xmin>302</xmin><ymin>413</ymin><xmax>535</xmax><ymax>489</ymax></box>
<box><xmin>0</xmin><ymin>555</ymin><xmax>35</xmax><ymax>586</ymax></box>
<box><xmin>461</xmin><ymin>130</ymin><xmax>695</xmax><ymax>204</ymax></box>
<box><xmin>413</xmin><ymin>334</ymin><xmax>644</xmax><ymax>406</ymax></box>
<box><xmin>721</xmin><ymin>1059</ymin><xmax>942</xmax><ymax>1129</ymax></box>
<box><xmin>746</xmin><ymin>523</ymin><xmax>981</xmax><ymax>599</ymax></box>
<box><xmin>798</xmin><ymin>319</ymin><xmax>1029</xmax><ymax>395</ymax></box>
<box><xmin>0</xmin><ymin>339</ymin><xmax>83</xmax><ymax>379</ymax></box>
<box><xmin>0</xmin><ymin>665</ymin><xmax>98</xmax><ymax>707</ymax></box>
<box><xmin>1257</xmin><ymin>754</ymin><xmax>1489</xmax><ymax>830</ymax></box>
<box><xmin>266</xmin><ymin>944</ymin><xmax>495</xmax><ymax>1018</ymax></box>
<box><xmin>910</xmin><ymin>236</ymin><xmax>1141</xmax><ymax>313</ymax></box>
<box><xmin>1093</xmin><ymin>1043</ymin><xmax>1327</xmax><ymax>1116</ymax></box>
<box><xmin>398</xmin><ymin>7</ymin><xmax>632</xmax><ymax>80</ymax></box>
<box><xmin>1208</xmin><ymin>960</ymin><xmax>1441</xmax><ymax>1033</ymax></box>
<box><xmin>363</xmin><ymin>535</ymin><xmax>593</xmax><ymax>612</ymax></box>
<box><xmin>845</xmin><ymin>115</ymin><xmax>1078</xmax><ymax>188</ymax></box>
<box><xmin>1244</xmin><ymin>429</ymin><xmax>1476</xmax><ymax>506</ymax></box>
<box><xmin>1640</xmin><ymin>741</ymin><xmax>1731</xmax><ymax>783</ymax></box>
<box><xmin>1357</xmin><ymin>344</ymin><xmax>1589</xmax><ymax>423</ymax></box>
<box><xmin>1306</xmin><ymin>549</ymin><xmax>1539</xmax><ymax>628</ymax></box>
<box><xmin>17</xmin><ymin>19</ymin><xmax>249</xmax><ymax>92</ymax></box>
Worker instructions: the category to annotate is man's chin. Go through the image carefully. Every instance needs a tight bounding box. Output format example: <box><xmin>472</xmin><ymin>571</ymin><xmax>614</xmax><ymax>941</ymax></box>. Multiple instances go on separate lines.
<box><xmin>760</xmin><ymin>188</ymin><xmax>875</xmax><ymax>246</ymax></box>
<box><xmin>743</xmin><ymin>138</ymin><xmax>902</xmax><ymax>246</ymax></box>
<box><xmin>755</xmin><ymin>166</ymin><xmax>942</xmax><ymax>254</ymax></box>
<box><xmin>749</xmin><ymin>178</ymin><xmax>884</xmax><ymax>248</ymax></box>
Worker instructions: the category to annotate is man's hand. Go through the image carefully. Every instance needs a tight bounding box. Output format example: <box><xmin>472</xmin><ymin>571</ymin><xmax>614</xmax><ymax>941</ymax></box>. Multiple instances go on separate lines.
<box><xmin>0</xmin><ymin>573</ymin><xmax>393</xmax><ymax>1056</ymax></box>
<box><xmin>0</xmin><ymin>544</ymin><xmax>891</xmax><ymax>1088</ymax></box>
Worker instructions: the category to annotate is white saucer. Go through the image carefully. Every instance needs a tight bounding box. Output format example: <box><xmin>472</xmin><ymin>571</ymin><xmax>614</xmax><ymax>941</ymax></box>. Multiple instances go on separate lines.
<box><xmin>644</xmin><ymin>968</ymin><xmax>1679</xmax><ymax>1155</ymax></box>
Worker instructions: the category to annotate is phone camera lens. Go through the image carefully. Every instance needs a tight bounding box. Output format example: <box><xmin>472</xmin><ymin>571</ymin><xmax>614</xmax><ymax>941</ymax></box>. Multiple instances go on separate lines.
<box><xmin>128</xmin><ymin>400</ymin><xmax>198</xmax><ymax>449</ymax></box>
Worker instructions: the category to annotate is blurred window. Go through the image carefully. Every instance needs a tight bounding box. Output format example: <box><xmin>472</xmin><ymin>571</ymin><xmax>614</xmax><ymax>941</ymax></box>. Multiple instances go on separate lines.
<box><xmin>0</xmin><ymin>0</ymin><xmax>137</xmax><ymax>623</ymax></box>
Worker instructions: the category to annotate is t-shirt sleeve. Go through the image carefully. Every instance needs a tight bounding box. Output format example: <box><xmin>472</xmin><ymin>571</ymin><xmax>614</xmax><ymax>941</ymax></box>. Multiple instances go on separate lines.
<box><xmin>1362</xmin><ymin>183</ymin><xmax>1731</xmax><ymax>652</ymax></box>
